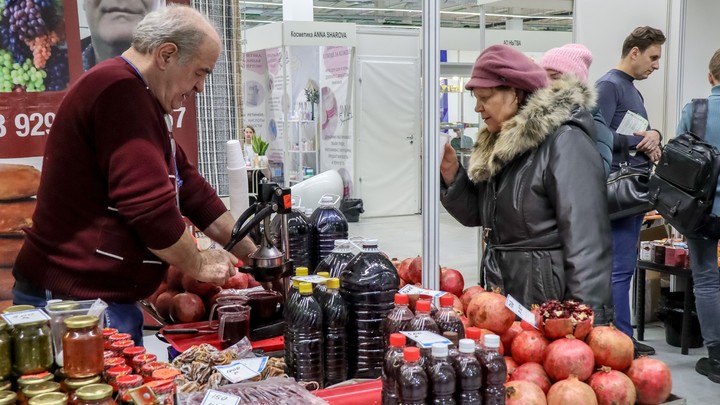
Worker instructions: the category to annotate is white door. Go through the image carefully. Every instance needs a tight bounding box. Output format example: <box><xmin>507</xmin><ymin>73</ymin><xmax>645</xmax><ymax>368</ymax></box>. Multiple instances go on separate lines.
<box><xmin>356</xmin><ymin>57</ymin><xmax>421</xmax><ymax>217</ymax></box>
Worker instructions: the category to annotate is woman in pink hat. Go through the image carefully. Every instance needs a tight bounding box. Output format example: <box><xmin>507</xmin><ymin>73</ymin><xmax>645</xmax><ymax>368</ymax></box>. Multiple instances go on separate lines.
<box><xmin>440</xmin><ymin>45</ymin><xmax>613</xmax><ymax>324</ymax></box>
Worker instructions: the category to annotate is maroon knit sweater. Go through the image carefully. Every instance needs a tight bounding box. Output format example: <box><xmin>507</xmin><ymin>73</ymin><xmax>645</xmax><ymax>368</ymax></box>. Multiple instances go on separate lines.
<box><xmin>13</xmin><ymin>57</ymin><xmax>227</xmax><ymax>302</ymax></box>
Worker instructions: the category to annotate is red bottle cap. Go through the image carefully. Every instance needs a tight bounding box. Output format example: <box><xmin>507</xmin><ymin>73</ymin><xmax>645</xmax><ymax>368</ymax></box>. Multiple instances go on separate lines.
<box><xmin>439</xmin><ymin>294</ymin><xmax>454</xmax><ymax>307</ymax></box>
<box><xmin>123</xmin><ymin>346</ymin><xmax>146</xmax><ymax>358</ymax></box>
<box><xmin>394</xmin><ymin>294</ymin><xmax>408</xmax><ymax>305</ymax></box>
<box><xmin>465</xmin><ymin>327</ymin><xmax>481</xmax><ymax>340</ymax></box>
<box><xmin>403</xmin><ymin>346</ymin><xmax>420</xmax><ymax>362</ymax></box>
<box><xmin>390</xmin><ymin>333</ymin><xmax>406</xmax><ymax>348</ymax></box>
<box><xmin>108</xmin><ymin>333</ymin><xmax>132</xmax><ymax>342</ymax></box>
<box><xmin>116</xmin><ymin>375</ymin><xmax>143</xmax><ymax>389</ymax></box>
<box><xmin>415</xmin><ymin>300</ymin><xmax>431</xmax><ymax>312</ymax></box>
<box><xmin>106</xmin><ymin>365</ymin><xmax>133</xmax><ymax>378</ymax></box>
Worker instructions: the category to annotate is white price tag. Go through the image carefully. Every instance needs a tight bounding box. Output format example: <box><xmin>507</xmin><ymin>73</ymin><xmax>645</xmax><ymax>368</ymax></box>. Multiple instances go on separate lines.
<box><xmin>200</xmin><ymin>390</ymin><xmax>241</xmax><ymax>405</ymax></box>
<box><xmin>505</xmin><ymin>295</ymin><xmax>537</xmax><ymax>329</ymax></box>
<box><xmin>401</xmin><ymin>331</ymin><xmax>452</xmax><ymax>349</ymax></box>
<box><xmin>398</xmin><ymin>284</ymin><xmax>446</xmax><ymax>298</ymax></box>
<box><xmin>293</xmin><ymin>275</ymin><xmax>327</xmax><ymax>284</ymax></box>
<box><xmin>214</xmin><ymin>357</ymin><xmax>268</xmax><ymax>383</ymax></box>
<box><xmin>1</xmin><ymin>309</ymin><xmax>50</xmax><ymax>326</ymax></box>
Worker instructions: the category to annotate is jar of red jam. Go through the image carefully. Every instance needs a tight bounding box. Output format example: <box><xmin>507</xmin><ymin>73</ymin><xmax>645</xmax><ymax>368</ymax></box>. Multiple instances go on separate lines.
<box><xmin>139</xmin><ymin>363</ymin><xmax>169</xmax><ymax>383</ymax></box>
<box><xmin>109</xmin><ymin>341</ymin><xmax>133</xmax><ymax>357</ymax></box>
<box><xmin>63</xmin><ymin>316</ymin><xmax>104</xmax><ymax>379</ymax></box>
<box><xmin>121</xmin><ymin>348</ymin><xmax>145</xmax><ymax>368</ymax></box>
<box><xmin>101</xmin><ymin>329</ymin><xmax>117</xmax><ymax>342</ymax></box>
<box><xmin>103</xmin><ymin>358</ymin><xmax>125</xmax><ymax>375</ymax></box>
<box><xmin>104</xmin><ymin>366</ymin><xmax>131</xmax><ymax>392</ymax></box>
<box><xmin>63</xmin><ymin>375</ymin><xmax>101</xmax><ymax>405</ymax></box>
<box><xmin>75</xmin><ymin>384</ymin><xmax>116</xmax><ymax>405</ymax></box>
<box><xmin>131</xmin><ymin>355</ymin><xmax>156</xmax><ymax>374</ymax></box>
<box><xmin>149</xmin><ymin>369</ymin><xmax>179</xmax><ymax>383</ymax></box>
<box><xmin>142</xmin><ymin>381</ymin><xmax>175</xmax><ymax>405</ymax></box>
<box><xmin>105</xmin><ymin>334</ymin><xmax>131</xmax><ymax>352</ymax></box>
<box><xmin>115</xmin><ymin>375</ymin><xmax>142</xmax><ymax>405</ymax></box>
<box><xmin>28</xmin><ymin>392</ymin><xmax>68</xmax><ymax>405</ymax></box>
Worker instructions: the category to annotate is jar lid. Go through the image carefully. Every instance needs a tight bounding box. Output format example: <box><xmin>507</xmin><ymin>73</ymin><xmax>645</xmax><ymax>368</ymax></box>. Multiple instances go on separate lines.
<box><xmin>64</xmin><ymin>376</ymin><xmax>101</xmax><ymax>390</ymax></box>
<box><xmin>151</xmin><ymin>368</ymin><xmax>180</xmax><ymax>381</ymax></box>
<box><xmin>0</xmin><ymin>381</ymin><xmax>9</xmax><ymax>392</ymax></box>
<box><xmin>102</xmin><ymin>328</ymin><xmax>118</xmax><ymax>338</ymax></box>
<box><xmin>18</xmin><ymin>372</ymin><xmax>55</xmax><ymax>387</ymax></box>
<box><xmin>24</xmin><ymin>382</ymin><xmax>61</xmax><ymax>397</ymax></box>
<box><xmin>63</xmin><ymin>315</ymin><xmax>99</xmax><ymax>329</ymax></box>
<box><xmin>108</xmin><ymin>333</ymin><xmax>132</xmax><ymax>342</ymax></box>
<box><xmin>123</xmin><ymin>346</ymin><xmax>146</xmax><ymax>357</ymax></box>
<box><xmin>116</xmin><ymin>375</ymin><xmax>143</xmax><ymax>389</ymax></box>
<box><xmin>2</xmin><ymin>304</ymin><xmax>35</xmax><ymax>313</ymax></box>
<box><xmin>143</xmin><ymin>380</ymin><xmax>175</xmax><ymax>395</ymax></box>
<box><xmin>106</xmin><ymin>365</ymin><xmax>133</xmax><ymax>378</ymax></box>
<box><xmin>141</xmin><ymin>362</ymin><xmax>170</xmax><ymax>375</ymax></box>
<box><xmin>104</xmin><ymin>357</ymin><xmax>126</xmax><ymax>369</ymax></box>
<box><xmin>110</xmin><ymin>340</ymin><xmax>134</xmax><ymax>351</ymax></box>
<box><xmin>75</xmin><ymin>384</ymin><xmax>113</xmax><ymax>401</ymax></box>
<box><xmin>0</xmin><ymin>320</ymin><xmax>7</xmax><ymax>331</ymax></box>
<box><xmin>28</xmin><ymin>392</ymin><xmax>68</xmax><ymax>405</ymax></box>
<box><xmin>0</xmin><ymin>391</ymin><xmax>17</xmax><ymax>405</ymax></box>
<box><xmin>46</xmin><ymin>301</ymin><xmax>79</xmax><ymax>312</ymax></box>
<box><xmin>103</xmin><ymin>350</ymin><xmax>118</xmax><ymax>360</ymax></box>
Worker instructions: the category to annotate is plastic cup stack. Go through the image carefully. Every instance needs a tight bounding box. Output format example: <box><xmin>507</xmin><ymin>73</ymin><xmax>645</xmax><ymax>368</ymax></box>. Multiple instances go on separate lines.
<box><xmin>227</xmin><ymin>140</ymin><xmax>250</xmax><ymax>219</ymax></box>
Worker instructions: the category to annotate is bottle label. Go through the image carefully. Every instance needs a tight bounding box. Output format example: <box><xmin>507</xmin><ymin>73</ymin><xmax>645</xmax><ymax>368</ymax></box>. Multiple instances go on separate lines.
<box><xmin>293</xmin><ymin>275</ymin><xmax>327</xmax><ymax>284</ymax></box>
<box><xmin>200</xmin><ymin>390</ymin><xmax>241</xmax><ymax>405</ymax></box>
<box><xmin>1</xmin><ymin>309</ymin><xmax>50</xmax><ymax>326</ymax></box>
<box><xmin>505</xmin><ymin>295</ymin><xmax>537</xmax><ymax>329</ymax></box>
<box><xmin>398</xmin><ymin>284</ymin><xmax>446</xmax><ymax>298</ymax></box>
<box><xmin>214</xmin><ymin>357</ymin><xmax>268</xmax><ymax>383</ymax></box>
<box><xmin>401</xmin><ymin>331</ymin><xmax>451</xmax><ymax>349</ymax></box>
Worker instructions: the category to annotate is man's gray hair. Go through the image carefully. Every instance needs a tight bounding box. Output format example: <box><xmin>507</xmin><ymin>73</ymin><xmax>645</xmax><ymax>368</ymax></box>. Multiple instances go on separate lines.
<box><xmin>131</xmin><ymin>4</ymin><xmax>218</xmax><ymax>64</ymax></box>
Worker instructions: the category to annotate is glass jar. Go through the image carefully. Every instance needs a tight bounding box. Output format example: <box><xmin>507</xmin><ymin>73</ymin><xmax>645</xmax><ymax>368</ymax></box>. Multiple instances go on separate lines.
<box><xmin>12</xmin><ymin>320</ymin><xmax>54</xmax><ymax>375</ymax></box>
<box><xmin>138</xmin><ymin>363</ymin><xmax>169</xmax><ymax>384</ymax></box>
<box><xmin>115</xmin><ymin>375</ymin><xmax>142</xmax><ymax>405</ymax></box>
<box><xmin>23</xmin><ymin>382</ymin><xmax>62</xmax><ymax>405</ymax></box>
<box><xmin>75</xmin><ymin>384</ymin><xmax>116</xmax><ymax>405</ymax></box>
<box><xmin>105</xmin><ymin>366</ymin><xmax>132</xmax><ymax>392</ymax></box>
<box><xmin>0</xmin><ymin>391</ymin><xmax>18</xmax><ymax>405</ymax></box>
<box><xmin>141</xmin><ymin>381</ymin><xmax>175</xmax><ymax>405</ymax></box>
<box><xmin>103</xmin><ymin>358</ymin><xmax>125</xmax><ymax>373</ymax></box>
<box><xmin>101</xmin><ymin>329</ymin><xmax>117</xmax><ymax>341</ymax></box>
<box><xmin>149</xmin><ymin>369</ymin><xmax>179</xmax><ymax>383</ymax></box>
<box><xmin>62</xmin><ymin>376</ymin><xmax>101</xmax><ymax>405</ymax></box>
<box><xmin>2</xmin><ymin>305</ymin><xmax>35</xmax><ymax>314</ymax></box>
<box><xmin>121</xmin><ymin>348</ymin><xmax>145</xmax><ymax>368</ymax></box>
<box><xmin>109</xmin><ymin>341</ymin><xmax>133</xmax><ymax>357</ymax></box>
<box><xmin>131</xmin><ymin>355</ymin><xmax>156</xmax><ymax>374</ymax></box>
<box><xmin>0</xmin><ymin>381</ymin><xmax>10</xmax><ymax>391</ymax></box>
<box><xmin>29</xmin><ymin>392</ymin><xmax>68</xmax><ymax>405</ymax></box>
<box><xmin>62</xmin><ymin>316</ymin><xmax>104</xmax><ymax>379</ymax></box>
<box><xmin>0</xmin><ymin>321</ymin><xmax>10</xmax><ymax>380</ymax></box>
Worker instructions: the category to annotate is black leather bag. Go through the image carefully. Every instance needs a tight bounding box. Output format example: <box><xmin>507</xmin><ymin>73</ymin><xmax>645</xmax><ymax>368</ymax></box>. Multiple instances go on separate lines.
<box><xmin>607</xmin><ymin>137</ymin><xmax>652</xmax><ymax>221</ymax></box>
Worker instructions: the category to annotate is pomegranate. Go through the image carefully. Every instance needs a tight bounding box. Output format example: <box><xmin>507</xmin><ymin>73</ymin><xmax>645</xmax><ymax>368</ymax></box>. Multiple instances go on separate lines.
<box><xmin>504</xmin><ymin>356</ymin><xmax>519</xmax><ymax>378</ymax></box>
<box><xmin>543</xmin><ymin>335</ymin><xmax>595</xmax><ymax>382</ymax></box>
<box><xmin>246</xmin><ymin>274</ymin><xmax>261</xmax><ymax>288</ymax></box>
<box><xmin>505</xmin><ymin>380</ymin><xmax>547</xmax><ymax>405</ymax></box>
<box><xmin>588</xmin><ymin>367</ymin><xmax>637</xmax><ymax>405</ymax></box>
<box><xmin>626</xmin><ymin>357</ymin><xmax>672</xmax><ymax>404</ymax></box>
<box><xmin>508</xmin><ymin>362</ymin><xmax>552</xmax><ymax>394</ymax></box>
<box><xmin>521</xmin><ymin>304</ymin><xmax>541</xmax><ymax>331</ymax></box>
<box><xmin>391</xmin><ymin>257</ymin><xmax>401</xmax><ymax>269</ymax></box>
<box><xmin>408</xmin><ymin>255</ymin><xmax>422</xmax><ymax>284</ymax></box>
<box><xmin>166</xmin><ymin>265</ymin><xmax>183</xmax><ymax>291</ymax></box>
<box><xmin>460</xmin><ymin>285</ymin><xmax>485</xmax><ymax>313</ymax></box>
<box><xmin>181</xmin><ymin>275</ymin><xmax>220</xmax><ymax>298</ymax></box>
<box><xmin>460</xmin><ymin>315</ymin><xmax>471</xmax><ymax>331</ymax></box>
<box><xmin>446</xmin><ymin>293</ymin><xmax>464</xmax><ymax>317</ymax></box>
<box><xmin>222</xmin><ymin>272</ymin><xmax>249</xmax><ymax>290</ymax></box>
<box><xmin>169</xmin><ymin>292</ymin><xmax>206</xmax><ymax>323</ymax></box>
<box><xmin>397</xmin><ymin>257</ymin><xmax>413</xmax><ymax>283</ymax></box>
<box><xmin>501</xmin><ymin>321</ymin><xmax>523</xmax><ymax>356</ymax></box>
<box><xmin>538</xmin><ymin>300</ymin><xmax>594</xmax><ymax>340</ymax></box>
<box><xmin>154</xmin><ymin>290</ymin><xmax>177</xmax><ymax>321</ymax></box>
<box><xmin>146</xmin><ymin>281</ymin><xmax>167</xmax><ymax>306</ymax></box>
<box><xmin>466</xmin><ymin>290</ymin><xmax>515</xmax><ymax>334</ymax></box>
<box><xmin>511</xmin><ymin>330</ymin><xmax>549</xmax><ymax>365</ymax></box>
<box><xmin>586</xmin><ymin>324</ymin><xmax>634</xmax><ymax>371</ymax></box>
<box><xmin>546</xmin><ymin>375</ymin><xmax>598</xmax><ymax>405</ymax></box>
<box><xmin>440</xmin><ymin>267</ymin><xmax>465</xmax><ymax>297</ymax></box>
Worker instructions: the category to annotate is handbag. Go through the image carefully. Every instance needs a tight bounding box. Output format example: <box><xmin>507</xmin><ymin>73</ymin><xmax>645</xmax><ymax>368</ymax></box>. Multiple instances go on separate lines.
<box><xmin>607</xmin><ymin>136</ymin><xmax>653</xmax><ymax>221</ymax></box>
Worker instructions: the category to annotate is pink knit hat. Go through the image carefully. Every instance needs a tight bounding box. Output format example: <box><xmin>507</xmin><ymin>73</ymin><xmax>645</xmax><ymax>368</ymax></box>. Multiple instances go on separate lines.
<box><xmin>465</xmin><ymin>45</ymin><xmax>548</xmax><ymax>93</ymax></box>
<box><xmin>539</xmin><ymin>44</ymin><xmax>593</xmax><ymax>82</ymax></box>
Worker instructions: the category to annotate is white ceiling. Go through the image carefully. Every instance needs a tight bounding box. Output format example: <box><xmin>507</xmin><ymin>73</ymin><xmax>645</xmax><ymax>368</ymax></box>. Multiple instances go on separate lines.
<box><xmin>241</xmin><ymin>0</ymin><xmax>574</xmax><ymax>30</ymax></box>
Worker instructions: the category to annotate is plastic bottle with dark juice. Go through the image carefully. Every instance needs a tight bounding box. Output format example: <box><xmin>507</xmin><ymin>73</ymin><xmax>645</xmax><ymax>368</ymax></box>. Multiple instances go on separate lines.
<box><xmin>383</xmin><ymin>294</ymin><xmax>414</xmax><ymax>345</ymax></box>
<box><xmin>309</xmin><ymin>195</ymin><xmax>349</xmax><ymax>272</ymax></box>
<box><xmin>382</xmin><ymin>333</ymin><xmax>406</xmax><ymax>405</ymax></box>
<box><xmin>289</xmin><ymin>282</ymin><xmax>324</xmax><ymax>387</ymax></box>
<box><xmin>315</xmin><ymin>239</ymin><xmax>355</xmax><ymax>279</ymax></box>
<box><xmin>322</xmin><ymin>278</ymin><xmax>348</xmax><ymax>387</ymax></box>
<box><xmin>443</xmin><ymin>331</ymin><xmax>461</xmax><ymax>366</ymax></box>
<box><xmin>398</xmin><ymin>347</ymin><xmax>428</xmax><ymax>405</ymax></box>
<box><xmin>435</xmin><ymin>294</ymin><xmax>465</xmax><ymax>339</ymax></box>
<box><xmin>429</xmin><ymin>343</ymin><xmax>457</xmax><ymax>405</ymax></box>
<box><xmin>314</xmin><ymin>271</ymin><xmax>330</xmax><ymax>305</ymax></box>
<box><xmin>410</xmin><ymin>300</ymin><xmax>440</xmax><ymax>334</ymax></box>
<box><xmin>283</xmin><ymin>278</ymin><xmax>302</xmax><ymax>376</ymax></box>
<box><xmin>340</xmin><ymin>239</ymin><xmax>400</xmax><ymax>378</ymax></box>
<box><xmin>454</xmin><ymin>339</ymin><xmax>482</xmax><ymax>405</ymax></box>
<box><xmin>465</xmin><ymin>327</ymin><xmax>484</xmax><ymax>357</ymax></box>
<box><xmin>479</xmin><ymin>334</ymin><xmax>506</xmax><ymax>405</ymax></box>
<box><xmin>270</xmin><ymin>205</ymin><xmax>312</xmax><ymax>269</ymax></box>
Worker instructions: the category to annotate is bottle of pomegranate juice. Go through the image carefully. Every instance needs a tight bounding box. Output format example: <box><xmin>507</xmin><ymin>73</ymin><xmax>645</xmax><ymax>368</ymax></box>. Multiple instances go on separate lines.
<box><xmin>398</xmin><ymin>347</ymin><xmax>428</xmax><ymax>405</ymax></box>
<box><xmin>479</xmin><ymin>334</ymin><xmax>506</xmax><ymax>405</ymax></box>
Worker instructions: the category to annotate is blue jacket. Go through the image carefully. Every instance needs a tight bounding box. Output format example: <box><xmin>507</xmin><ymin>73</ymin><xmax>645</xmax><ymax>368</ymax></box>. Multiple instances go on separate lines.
<box><xmin>676</xmin><ymin>85</ymin><xmax>720</xmax><ymax>215</ymax></box>
<box><xmin>592</xmin><ymin>108</ymin><xmax>614</xmax><ymax>178</ymax></box>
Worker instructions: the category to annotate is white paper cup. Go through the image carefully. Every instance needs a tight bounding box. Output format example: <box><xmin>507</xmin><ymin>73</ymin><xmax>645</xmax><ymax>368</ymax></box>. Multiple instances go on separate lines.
<box><xmin>439</xmin><ymin>133</ymin><xmax>451</xmax><ymax>161</ymax></box>
<box><xmin>226</xmin><ymin>140</ymin><xmax>245</xmax><ymax>170</ymax></box>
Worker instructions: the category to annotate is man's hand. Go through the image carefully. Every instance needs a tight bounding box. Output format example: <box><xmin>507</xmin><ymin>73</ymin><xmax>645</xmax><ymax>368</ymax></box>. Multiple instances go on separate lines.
<box><xmin>192</xmin><ymin>249</ymin><xmax>238</xmax><ymax>286</ymax></box>
<box><xmin>648</xmin><ymin>146</ymin><xmax>662</xmax><ymax>162</ymax></box>
<box><xmin>440</xmin><ymin>143</ymin><xmax>460</xmax><ymax>185</ymax></box>
<box><xmin>634</xmin><ymin>130</ymin><xmax>661</xmax><ymax>153</ymax></box>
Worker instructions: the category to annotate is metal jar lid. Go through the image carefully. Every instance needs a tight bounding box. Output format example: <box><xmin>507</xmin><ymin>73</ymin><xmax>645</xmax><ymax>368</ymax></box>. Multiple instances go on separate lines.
<box><xmin>46</xmin><ymin>301</ymin><xmax>80</xmax><ymax>312</ymax></box>
<box><xmin>18</xmin><ymin>372</ymin><xmax>55</xmax><ymax>388</ymax></box>
<box><xmin>0</xmin><ymin>391</ymin><xmax>17</xmax><ymax>405</ymax></box>
<box><xmin>28</xmin><ymin>392</ymin><xmax>68</xmax><ymax>405</ymax></box>
<box><xmin>63</xmin><ymin>315</ymin><xmax>99</xmax><ymax>329</ymax></box>
<box><xmin>2</xmin><ymin>304</ymin><xmax>35</xmax><ymax>314</ymax></box>
<box><xmin>75</xmin><ymin>384</ymin><xmax>113</xmax><ymax>401</ymax></box>
<box><xmin>24</xmin><ymin>382</ymin><xmax>61</xmax><ymax>398</ymax></box>
<box><xmin>64</xmin><ymin>375</ymin><xmax>101</xmax><ymax>390</ymax></box>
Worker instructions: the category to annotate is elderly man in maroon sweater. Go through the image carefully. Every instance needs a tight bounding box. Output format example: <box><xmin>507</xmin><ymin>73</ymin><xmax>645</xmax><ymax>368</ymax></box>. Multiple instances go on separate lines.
<box><xmin>12</xmin><ymin>5</ymin><xmax>256</xmax><ymax>345</ymax></box>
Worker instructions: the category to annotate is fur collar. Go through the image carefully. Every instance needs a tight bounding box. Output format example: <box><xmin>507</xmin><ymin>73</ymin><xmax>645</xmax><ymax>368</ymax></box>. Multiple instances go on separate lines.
<box><xmin>467</xmin><ymin>75</ymin><xmax>596</xmax><ymax>182</ymax></box>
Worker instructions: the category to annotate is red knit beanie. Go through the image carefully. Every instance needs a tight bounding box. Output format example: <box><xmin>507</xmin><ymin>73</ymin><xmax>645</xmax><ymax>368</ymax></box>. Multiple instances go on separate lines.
<box><xmin>465</xmin><ymin>45</ymin><xmax>548</xmax><ymax>93</ymax></box>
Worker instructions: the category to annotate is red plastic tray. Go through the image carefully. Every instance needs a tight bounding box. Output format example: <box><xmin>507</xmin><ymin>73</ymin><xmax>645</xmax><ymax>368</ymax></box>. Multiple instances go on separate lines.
<box><xmin>313</xmin><ymin>380</ymin><xmax>382</xmax><ymax>405</ymax></box>
<box><xmin>160</xmin><ymin>321</ymin><xmax>284</xmax><ymax>354</ymax></box>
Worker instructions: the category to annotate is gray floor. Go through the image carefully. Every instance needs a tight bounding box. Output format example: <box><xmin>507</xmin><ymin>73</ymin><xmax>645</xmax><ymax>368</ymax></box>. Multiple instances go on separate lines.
<box><xmin>348</xmin><ymin>213</ymin><xmax>720</xmax><ymax>404</ymax></box>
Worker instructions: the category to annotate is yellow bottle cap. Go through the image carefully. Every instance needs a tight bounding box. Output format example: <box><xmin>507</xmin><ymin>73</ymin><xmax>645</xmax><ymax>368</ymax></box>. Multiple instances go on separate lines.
<box><xmin>295</xmin><ymin>267</ymin><xmax>309</xmax><ymax>276</ymax></box>
<box><xmin>327</xmin><ymin>278</ymin><xmax>340</xmax><ymax>289</ymax></box>
<box><xmin>317</xmin><ymin>272</ymin><xmax>330</xmax><ymax>278</ymax></box>
<box><xmin>299</xmin><ymin>282</ymin><xmax>313</xmax><ymax>294</ymax></box>
<box><xmin>292</xmin><ymin>279</ymin><xmax>301</xmax><ymax>288</ymax></box>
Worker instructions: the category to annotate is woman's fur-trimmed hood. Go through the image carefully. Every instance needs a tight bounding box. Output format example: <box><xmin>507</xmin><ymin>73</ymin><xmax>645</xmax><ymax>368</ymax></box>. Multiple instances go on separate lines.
<box><xmin>467</xmin><ymin>75</ymin><xmax>596</xmax><ymax>182</ymax></box>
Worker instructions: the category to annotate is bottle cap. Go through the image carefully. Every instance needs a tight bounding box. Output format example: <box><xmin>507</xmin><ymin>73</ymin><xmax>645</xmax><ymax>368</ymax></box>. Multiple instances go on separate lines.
<box><xmin>334</xmin><ymin>239</ymin><xmax>349</xmax><ymax>247</ymax></box>
<box><xmin>320</xmin><ymin>196</ymin><xmax>333</xmax><ymax>205</ymax></box>
<box><xmin>326</xmin><ymin>278</ymin><xmax>340</xmax><ymax>289</ymax></box>
<box><xmin>483</xmin><ymin>334</ymin><xmax>501</xmax><ymax>348</ymax></box>
<box><xmin>299</xmin><ymin>282</ymin><xmax>313</xmax><ymax>294</ymax></box>
<box><xmin>362</xmin><ymin>239</ymin><xmax>378</xmax><ymax>247</ymax></box>
<box><xmin>23</xmin><ymin>382</ymin><xmax>61</xmax><ymax>398</ymax></box>
<box><xmin>317</xmin><ymin>272</ymin><xmax>330</xmax><ymax>278</ymax></box>
<box><xmin>390</xmin><ymin>333</ymin><xmax>406</xmax><ymax>347</ymax></box>
<box><xmin>394</xmin><ymin>293</ymin><xmax>408</xmax><ymax>305</ymax></box>
<box><xmin>432</xmin><ymin>343</ymin><xmax>449</xmax><ymax>357</ymax></box>
<box><xmin>292</xmin><ymin>279</ymin><xmax>300</xmax><ymax>288</ymax></box>
<box><xmin>295</xmin><ymin>267</ymin><xmax>309</xmax><ymax>276</ymax></box>
<box><xmin>465</xmin><ymin>327</ymin><xmax>481</xmax><ymax>340</ymax></box>
<box><xmin>439</xmin><ymin>294</ymin><xmax>454</xmax><ymax>307</ymax></box>
<box><xmin>443</xmin><ymin>331</ymin><xmax>459</xmax><ymax>346</ymax></box>
<box><xmin>459</xmin><ymin>339</ymin><xmax>476</xmax><ymax>353</ymax></box>
<box><xmin>403</xmin><ymin>346</ymin><xmax>420</xmax><ymax>362</ymax></box>
<box><xmin>415</xmin><ymin>300</ymin><xmax>431</xmax><ymax>313</ymax></box>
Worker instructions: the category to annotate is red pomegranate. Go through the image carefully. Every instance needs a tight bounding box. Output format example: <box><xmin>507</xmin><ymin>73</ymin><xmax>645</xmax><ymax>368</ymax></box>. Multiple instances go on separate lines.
<box><xmin>586</xmin><ymin>324</ymin><xmax>634</xmax><ymax>371</ymax></box>
<box><xmin>504</xmin><ymin>356</ymin><xmax>519</xmax><ymax>379</ymax></box>
<box><xmin>460</xmin><ymin>316</ymin><xmax>471</xmax><ymax>331</ymax></box>
<box><xmin>587</xmin><ymin>367</ymin><xmax>637</xmax><ymax>405</ymax></box>
<box><xmin>448</xmin><ymin>293</ymin><xmax>465</xmax><ymax>317</ymax></box>
<box><xmin>538</xmin><ymin>300</ymin><xmax>594</xmax><ymax>340</ymax></box>
<box><xmin>505</xmin><ymin>380</ymin><xmax>547</xmax><ymax>405</ymax></box>
<box><xmin>626</xmin><ymin>357</ymin><xmax>672</xmax><ymax>404</ymax></box>
<box><xmin>500</xmin><ymin>321</ymin><xmax>523</xmax><ymax>356</ymax></box>
<box><xmin>460</xmin><ymin>285</ymin><xmax>485</xmax><ymax>313</ymax></box>
<box><xmin>543</xmin><ymin>335</ymin><xmax>595</xmax><ymax>382</ymax></box>
<box><xmin>397</xmin><ymin>257</ymin><xmax>413</xmax><ymax>283</ymax></box>
<box><xmin>546</xmin><ymin>375</ymin><xmax>598</xmax><ymax>405</ymax></box>
<box><xmin>408</xmin><ymin>255</ymin><xmax>422</xmax><ymax>284</ymax></box>
<box><xmin>169</xmin><ymin>292</ymin><xmax>206</xmax><ymax>324</ymax></box>
<box><xmin>508</xmin><ymin>362</ymin><xmax>552</xmax><ymax>394</ymax></box>
<box><xmin>520</xmin><ymin>304</ymin><xmax>541</xmax><ymax>331</ymax></box>
<box><xmin>511</xmin><ymin>330</ymin><xmax>549</xmax><ymax>365</ymax></box>
<box><xmin>466</xmin><ymin>290</ymin><xmax>515</xmax><ymax>334</ymax></box>
<box><xmin>440</xmin><ymin>267</ymin><xmax>465</xmax><ymax>297</ymax></box>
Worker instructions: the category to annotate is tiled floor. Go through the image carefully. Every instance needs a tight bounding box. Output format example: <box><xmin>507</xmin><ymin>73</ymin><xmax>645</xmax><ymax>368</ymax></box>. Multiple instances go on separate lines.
<box><xmin>348</xmin><ymin>213</ymin><xmax>720</xmax><ymax>404</ymax></box>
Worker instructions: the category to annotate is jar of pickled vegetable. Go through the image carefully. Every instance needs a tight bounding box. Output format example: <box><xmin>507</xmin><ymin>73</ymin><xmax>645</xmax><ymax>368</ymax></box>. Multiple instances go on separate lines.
<box><xmin>62</xmin><ymin>376</ymin><xmax>101</xmax><ymax>405</ymax></box>
<box><xmin>29</xmin><ymin>392</ymin><xmax>68</xmax><ymax>405</ymax></box>
<box><xmin>63</xmin><ymin>316</ymin><xmax>104</xmax><ymax>379</ymax></box>
<box><xmin>23</xmin><ymin>382</ymin><xmax>62</xmax><ymax>405</ymax></box>
<box><xmin>2</xmin><ymin>305</ymin><xmax>35</xmax><ymax>314</ymax></box>
<box><xmin>75</xmin><ymin>384</ymin><xmax>116</xmax><ymax>405</ymax></box>
<box><xmin>0</xmin><ymin>391</ymin><xmax>17</xmax><ymax>405</ymax></box>
<box><xmin>0</xmin><ymin>321</ymin><xmax>11</xmax><ymax>380</ymax></box>
<box><xmin>115</xmin><ymin>375</ymin><xmax>142</xmax><ymax>405</ymax></box>
<box><xmin>12</xmin><ymin>320</ymin><xmax>54</xmax><ymax>375</ymax></box>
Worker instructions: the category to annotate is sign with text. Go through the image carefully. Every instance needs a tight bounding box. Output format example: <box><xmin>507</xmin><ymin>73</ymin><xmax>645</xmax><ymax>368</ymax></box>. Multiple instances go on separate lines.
<box><xmin>1</xmin><ymin>309</ymin><xmax>51</xmax><ymax>326</ymax></box>
<box><xmin>200</xmin><ymin>390</ymin><xmax>241</xmax><ymax>405</ymax></box>
<box><xmin>283</xmin><ymin>21</ymin><xmax>357</xmax><ymax>47</ymax></box>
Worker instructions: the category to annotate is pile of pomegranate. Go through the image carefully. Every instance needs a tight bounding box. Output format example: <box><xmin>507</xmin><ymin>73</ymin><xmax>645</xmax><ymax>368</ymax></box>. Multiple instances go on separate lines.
<box><xmin>454</xmin><ymin>288</ymin><xmax>674</xmax><ymax>405</ymax></box>
<box><xmin>391</xmin><ymin>255</ymin><xmax>466</xmax><ymax>315</ymax></box>
<box><xmin>144</xmin><ymin>265</ymin><xmax>261</xmax><ymax>324</ymax></box>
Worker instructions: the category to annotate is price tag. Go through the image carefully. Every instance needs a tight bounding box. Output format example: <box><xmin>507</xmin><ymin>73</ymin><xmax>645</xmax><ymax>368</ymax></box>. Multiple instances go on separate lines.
<box><xmin>214</xmin><ymin>357</ymin><xmax>268</xmax><ymax>383</ymax></box>
<box><xmin>1</xmin><ymin>309</ymin><xmax>50</xmax><ymax>326</ymax></box>
<box><xmin>293</xmin><ymin>275</ymin><xmax>327</xmax><ymax>284</ymax></box>
<box><xmin>398</xmin><ymin>284</ymin><xmax>446</xmax><ymax>298</ymax></box>
<box><xmin>505</xmin><ymin>295</ymin><xmax>537</xmax><ymax>329</ymax></box>
<box><xmin>401</xmin><ymin>331</ymin><xmax>451</xmax><ymax>349</ymax></box>
<box><xmin>200</xmin><ymin>390</ymin><xmax>241</xmax><ymax>405</ymax></box>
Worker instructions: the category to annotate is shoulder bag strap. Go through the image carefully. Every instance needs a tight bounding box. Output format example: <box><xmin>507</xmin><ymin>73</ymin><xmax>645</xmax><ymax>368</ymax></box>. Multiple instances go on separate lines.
<box><xmin>619</xmin><ymin>134</ymin><xmax>632</xmax><ymax>164</ymax></box>
<box><xmin>691</xmin><ymin>98</ymin><xmax>709</xmax><ymax>140</ymax></box>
